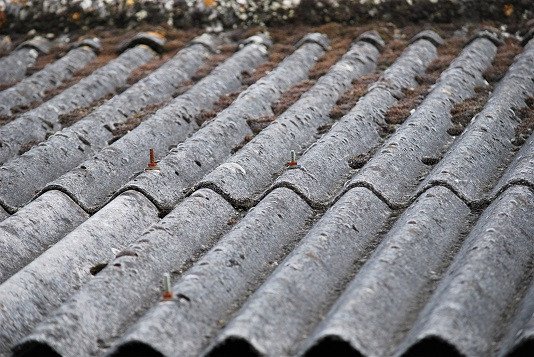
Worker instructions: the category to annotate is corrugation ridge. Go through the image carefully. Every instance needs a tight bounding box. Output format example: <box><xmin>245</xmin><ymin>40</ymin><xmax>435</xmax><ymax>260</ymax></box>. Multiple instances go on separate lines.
<box><xmin>205</xmin><ymin>185</ymin><xmax>391</xmax><ymax>357</ymax></box>
<box><xmin>490</xmin><ymin>133</ymin><xmax>534</xmax><ymax>200</ymax></box>
<box><xmin>38</xmin><ymin>183</ymin><xmax>94</xmax><ymax>214</ymax></box>
<box><xmin>299</xmin><ymin>185</ymin><xmax>470</xmax><ymax>357</ymax></box>
<box><xmin>40</xmin><ymin>39</ymin><xmax>268</xmax><ymax>213</ymax></box>
<box><xmin>0</xmin><ymin>191</ymin><xmax>159</xmax><ymax>353</ymax></box>
<box><xmin>0</xmin><ymin>48</ymin><xmax>39</xmax><ymax>86</ymax></box>
<box><xmin>0</xmin><ymin>189</ymin><xmax>89</xmax><ymax>284</ymax></box>
<box><xmin>269</xmin><ymin>32</ymin><xmax>439</xmax><ymax>206</ymax></box>
<box><xmin>398</xmin><ymin>185</ymin><xmax>534</xmax><ymax>357</ymax></box>
<box><xmin>109</xmin><ymin>187</ymin><xmax>314</xmax><ymax>357</ymax></box>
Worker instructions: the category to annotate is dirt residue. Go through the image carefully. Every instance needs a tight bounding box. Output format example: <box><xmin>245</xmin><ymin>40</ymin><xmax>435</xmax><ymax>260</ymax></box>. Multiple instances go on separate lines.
<box><xmin>194</xmin><ymin>36</ymin><xmax>299</xmax><ymax>127</ymax></box>
<box><xmin>384</xmin><ymin>36</ymin><xmax>465</xmax><ymax>128</ymax></box>
<box><xmin>483</xmin><ymin>37</ymin><xmax>522</xmax><ymax>84</ymax></box>
<box><xmin>243</xmin><ymin>44</ymin><xmax>294</xmax><ymax>85</ymax></box>
<box><xmin>0</xmin><ymin>23</ymin><xmax>523</xmax><ymax>145</ymax></box>
<box><xmin>247</xmin><ymin>115</ymin><xmax>276</xmax><ymax>135</ymax></box>
<box><xmin>18</xmin><ymin>140</ymin><xmax>39</xmax><ymax>155</ymax></box>
<box><xmin>330</xmin><ymin>73</ymin><xmax>380</xmax><ymax>120</ymax></box>
<box><xmin>272</xmin><ymin>79</ymin><xmax>315</xmax><ymax>116</ymax></box>
<box><xmin>57</xmin><ymin>30</ymin><xmax>229</xmax><ymax>131</ymax></box>
<box><xmin>1</xmin><ymin>27</ymin><xmax>197</xmax><ymax>123</ymax></box>
<box><xmin>58</xmin><ymin>94</ymin><xmax>113</xmax><ymax>127</ymax></box>
<box><xmin>515</xmin><ymin>97</ymin><xmax>534</xmax><ymax>142</ymax></box>
<box><xmin>348</xmin><ymin>152</ymin><xmax>372</xmax><ymax>169</ymax></box>
<box><xmin>110</xmin><ymin>101</ymin><xmax>168</xmax><ymax>139</ymax></box>
<box><xmin>261</xmin><ymin>24</ymin><xmax>381</xmax><ymax>120</ymax></box>
<box><xmin>377</xmin><ymin>39</ymin><xmax>407</xmax><ymax>69</ymax></box>
<box><xmin>449</xmin><ymin>86</ymin><xmax>490</xmax><ymax>135</ymax></box>
<box><xmin>231</xmin><ymin>134</ymin><xmax>254</xmax><ymax>154</ymax></box>
<box><xmin>448</xmin><ymin>37</ymin><xmax>523</xmax><ymax>137</ymax></box>
<box><xmin>126</xmin><ymin>27</ymin><xmax>199</xmax><ymax>85</ymax></box>
<box><xmin>195</xmin><ymin>91</ymin><xmax>241</xmax><ymax>127</ymax></box>
<box><xmin>190</xmin><ymin>43</ymin><xmax>236</xmax><ymax>82</ymax></box>
<box><xmin>330</xmin><ymin>38</ymin><xmax>407</xmax><ymax>119</ymax></box>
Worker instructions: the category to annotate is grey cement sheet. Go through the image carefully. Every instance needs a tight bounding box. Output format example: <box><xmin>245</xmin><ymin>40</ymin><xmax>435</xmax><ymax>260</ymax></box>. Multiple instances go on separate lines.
<box><xmin>302</xmin><ymin>186</ymin><xmax>470</xmax><ymax>356</ymax></box>
<box><xmin>498</xmin><ymin>280</ymin><xmax>534</xmax><ymax>356</ymax></box>
<box><xmin>0</xmin><ymin>44</ymin><xmax>156</xmax><ymax>164</ymax></box>
<box><xmin>207</xmin><ymin>187</ymin><xmax>391</xmax><ymax>356</ymax></box>
<box><xmin>0</xmin><ymin>191</ymin><xmax>158</xmax><ymax>354</ymax></box>
<box><xmin>44</xmin><ymin>39</ymin><xmax>269</xmax><ymax>212</ymax></box>
<box><xmin>418</xmin><ymin>37</ymin><xmax>534</xmax><ymax>205</ymax></box>
<box><xmin>197</xmin><ymin>33</ymin><xmax>382</xmax><ymax>207</ymax></box>
<box><xmin>110</xmin><ymin>188</ymin><xmax>314</xmax><ymax>357</ymax></box>
<box><xmin>0</xmin><ymin>206</ymin><xmax>8</xmax><ymax>221</ymax></box>
<box><xmin>0</xmin><ymin>45</ymin><xmax>97</xmax><ymax>116</ymax></box>
<box><xmin>400</xmin><ymin>185</ymin><xmax>534</xmax><ymax>357</ymax></box>
<box><xmin>273</xmin><ymin>33</ymin><xmax>439</xmax><ymax>207</ymax></box>
<box><xmin>346</xmin><ymin>35</ymin><xmax>497</xmax><ymax>208</ymax></box>
<box><xmin>15</xmin><ymin>189</ymin><xmax>237</xmax><ymax>357</ymax></box>
<box><xmin>0</xmin><ymin>35</ymin><xmax>217</xmax><ymax>212</ymax></box>
<box><xmin>0</xmin><ymin>190</ymin><xmax>88</xmax><ymax>283</ymax></box>
<box><xmin>120</xmin><ymin>35</ymin><xmax>328</xmax><ymax>211</ymax></box>
<box><xmin>0</xmin><ymin>47</ymin><xmax>39</xmax><ymax>86</ymax></box>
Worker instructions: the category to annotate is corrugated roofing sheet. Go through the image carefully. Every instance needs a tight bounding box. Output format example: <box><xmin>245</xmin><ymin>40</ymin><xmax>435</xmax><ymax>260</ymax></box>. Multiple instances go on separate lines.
<box><xmin>0</xmin><ymin>22</ymin><xmax>532</xmax><ymax>357</ymax></box>
<box><xmin>0</xmin><ymin>36</ymin><xmax>50</xmax><ymax>86</ymax></box>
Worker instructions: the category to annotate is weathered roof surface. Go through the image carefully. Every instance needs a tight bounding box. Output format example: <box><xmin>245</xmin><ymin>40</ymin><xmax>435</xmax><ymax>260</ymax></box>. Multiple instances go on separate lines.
<box><xmin>0</xmin><ymin>21</ymin><xmax>532</xmax><ymax>357</ymax></box>
<box><xmin>0</xmin><ymin>36</ymin><xmax>50</xmax><ymax>86</ymax></box>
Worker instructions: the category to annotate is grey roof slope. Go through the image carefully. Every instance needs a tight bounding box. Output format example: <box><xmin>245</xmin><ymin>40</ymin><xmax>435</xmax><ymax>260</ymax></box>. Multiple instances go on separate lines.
<box><xmin>14</xmin><ymin>188</ymin><xmax>239</xmax><ymax>357</ymax></box>
<box><xmin>0</xmin><ymin>34</ymin><xmax>266</xmax><ymax>281</ymax></box>
<box><xmin>0</xmin><ymin>191</ymin><xmax>159</xmax><ymax>352</ymax></box>
<box><xmin>399</xmin><ymin>185</ymin><xmax>533</xmax><ymax>357</ymax></box>
<box><xmin>4</xmin><ymin>33</ymin><xmax>329</xmax><ymax>357</ymax></box>
<box><xmin>0</xmin><ymin>26</ymin><xmax>532</xmax><ymax>357</ymax></box>
<box><xmin>42</xmin><ymin>33</ymin><xmax>280</xmax><ymax>213</ymax></box>
<box><xmin>301</xmin><ymin>185</ymin><xmax>471</xmax><ymax>357</ymax></box>
<box><xmin>118</xmin><ymin>33</ymin><xmax>328</xmax><ymax>212</ymax></box>
<box><xmin>204</xmin><ymin>35</ymin><xmax>443</xmax><ymax>356</ymax></box>
<box><xmin>0</xmin><ymin>190</ymin><xmax>89</xmax><ymax>283</ymax></box>
<box><xmin>114</xmin><ymin>187</ymin><xmax>315</xmax><ymax>357</ymax></box>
